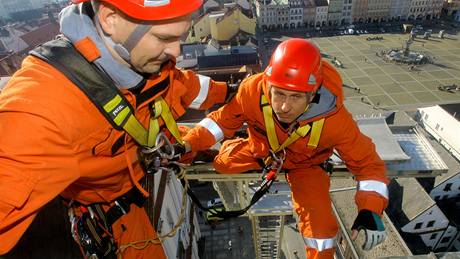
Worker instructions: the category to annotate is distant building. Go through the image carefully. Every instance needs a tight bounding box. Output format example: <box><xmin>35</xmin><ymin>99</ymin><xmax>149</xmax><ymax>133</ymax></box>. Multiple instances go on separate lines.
<box><xmin>443</xmin><ymin>0</ymin><xmax>460</xmax><ymax>16</ymax></box>
<box><xmin>367</xmin><ymin>0</ymin><xmax>391</xmax><ymax>22</ymax></box>
<box><xmin>389</xmin><ymin>0</ymin><xmax>410</xmax><ymax>21</ymax></box>
<box><xmin>189</xmin><ymin>5</ymin><xmax>255</xmax><ymax>43</ymax></box>
<box><xmin>388</xmin><ymin>178</ymin><xmax>459</xmax><ymax>252</ymax></box>
<box><xmin>303</xmin><ymin>0</ymin><xmax>317</xmax><ymax>28</ymax></box>
<box><xmin>178</xmin><ymin>41</ymin><xmax>259</xmax><ymax>75</ymax></box>
<box><xmin>254</xmin><ymin>0</ymin><xmax>290</xmax><ymax>31</ymax></box>
<box><xmin>341</xmin><ymin>0</ymin><xmax>353</xmax><ymax>24</ymax></box>
<box><xmin>352</xmin><ymin>0</ymin><xmax>368</xmax><ymax>23</ymax></box>
<box><xmin>314</xmin><ymin>0</ymin><xmax>328</xmax><ymax>27</ymax></box>
<box><xmin>327</xmin><ymin>0</ymin><xmax>342</xmax><ymax>26</ymax></box>
<box><xmin>408</xmin><ymin>0</ymin><xmax>443</xmax><ymax>21</ymax></box>
<box><xmin>289</xmin><ymin>0</ymin><xmax>304</xmax><ymax>28</ymax></box>
<box><xmin>418</xmin><ymin>104</ymin><xmax>460</xmax><ymax>162</ymax></box>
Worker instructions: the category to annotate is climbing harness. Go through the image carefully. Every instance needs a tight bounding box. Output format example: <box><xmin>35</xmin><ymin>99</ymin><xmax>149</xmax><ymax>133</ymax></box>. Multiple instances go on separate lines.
<box><xmin>30</xmin><ymin>38</ymin><xmax>189</xmax><ymax>257</ymax></box>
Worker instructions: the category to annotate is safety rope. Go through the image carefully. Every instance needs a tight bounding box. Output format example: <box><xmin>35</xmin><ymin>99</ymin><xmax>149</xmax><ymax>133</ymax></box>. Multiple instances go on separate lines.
<box><xmin>116</xmin><ymin>160</ymin><xmax>190</xmax><ymax>257</ymax></box>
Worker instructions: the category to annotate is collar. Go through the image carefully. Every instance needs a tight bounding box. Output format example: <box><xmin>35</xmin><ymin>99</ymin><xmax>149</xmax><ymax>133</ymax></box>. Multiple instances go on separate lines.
<box><xmin>59</xmin><ymin>3</ymin><xmax>144</xmax><ymax>89</ymax></box>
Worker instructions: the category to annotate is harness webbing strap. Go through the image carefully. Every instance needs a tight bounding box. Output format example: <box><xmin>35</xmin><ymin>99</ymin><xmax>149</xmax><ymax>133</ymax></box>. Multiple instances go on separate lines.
<box><xmin>30</xmin><ymin>37</ymin><xmax>184</xmax><ymax>147</ymax></box>
<box><xmin>260</xmin><ymin>93</ymin><xmax>325</xmax><ymax>152</ymax></box>
<box><xmin>308</xmin><ymin>117</ymin><xmax>325</xmax><ymax>147</ymax></box>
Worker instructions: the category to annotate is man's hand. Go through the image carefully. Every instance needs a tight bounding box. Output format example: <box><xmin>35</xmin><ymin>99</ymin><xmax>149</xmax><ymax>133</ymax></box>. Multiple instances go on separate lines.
<box><xmin>351</xmin><ymin>209</ymin><xmax>386</xmax><ymax>251</ymax></box>
<box><xmin>169</xmin><ymin>142</ymin><xmax>191</xmax><ymax>161</ymax></box>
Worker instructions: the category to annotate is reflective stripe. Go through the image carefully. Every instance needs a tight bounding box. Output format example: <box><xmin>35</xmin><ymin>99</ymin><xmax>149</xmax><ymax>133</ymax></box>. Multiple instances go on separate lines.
<box><xmin>303</xmin><ymin>236</ymin><xmax>336</xmax><ymax>251</ymax></box>
<box><xmin>190</xmin><ymin>75</ymin><xmax>210</xmax><ymax>109</ymax></box>
<box><xmin>198</xmin><ymin>118</ymin><xmax>224</xmax><ymax>143</ymax></box>
<box><xmin>358</xmin><ymin>180</ymin><xmax>389</xmax><ymax>199</ymax></box>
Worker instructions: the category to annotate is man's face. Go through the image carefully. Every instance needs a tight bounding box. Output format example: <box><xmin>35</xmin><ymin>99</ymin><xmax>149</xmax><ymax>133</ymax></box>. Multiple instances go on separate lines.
<box><xmin>105</xmin><ymin>9</ymin><xmax>191</xmax><ymax>74</ymax></box>
<box><xmin>270</xmin><ymin>85</ymin><xmax>311</xmax><ymax>124</ymax></box>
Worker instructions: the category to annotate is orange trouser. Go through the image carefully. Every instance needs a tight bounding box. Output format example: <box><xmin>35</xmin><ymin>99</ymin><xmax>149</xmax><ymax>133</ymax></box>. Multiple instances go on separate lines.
<box><xmin>111</xmin><ymin>203</ymin><xmax>166</xmax><ymax>259</ymax></box>
<box><xmin>214</xmin><ymin>138</ymin><xmax>338</xmax><ymax>259</ymax></box>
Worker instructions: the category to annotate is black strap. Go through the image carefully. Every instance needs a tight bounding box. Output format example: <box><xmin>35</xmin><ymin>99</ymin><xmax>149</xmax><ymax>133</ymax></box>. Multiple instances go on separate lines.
<box><xmin>152</xmin><ymin>171</ymin><xmax>168</xmax><ymax>231</ymax></box>
<box><xmin>105</xmin><ymin>187</ymin><xmax>146</xmax><ymax>226</ymax></box>
<box><xmin>181</xmin><ymin>174</ymin><xmax>274</xmax><ymax>219</ymax></box>
<box><xmin>29</xmin><ymin>37</ymin><xmax>134</xmax><ymax>131</ymax></box>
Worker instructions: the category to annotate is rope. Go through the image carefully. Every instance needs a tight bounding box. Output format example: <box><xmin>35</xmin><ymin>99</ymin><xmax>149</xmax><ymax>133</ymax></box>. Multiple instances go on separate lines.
<box><xmin>116</xmin><ymin>166</ymin><xmax>189</xmax><ymax>258</ymax></box>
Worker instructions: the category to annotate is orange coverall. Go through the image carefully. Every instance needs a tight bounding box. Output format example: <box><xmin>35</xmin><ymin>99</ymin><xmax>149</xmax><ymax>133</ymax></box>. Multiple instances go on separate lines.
<box><xmin>0</xmin><ymin>39</ymin><xmax>227</xmax><ymax>257</ymax></box>
<box><xmin>184</xmin><ymin>61</ymin><xmax>389</xmax><ymax>259</ymax></box>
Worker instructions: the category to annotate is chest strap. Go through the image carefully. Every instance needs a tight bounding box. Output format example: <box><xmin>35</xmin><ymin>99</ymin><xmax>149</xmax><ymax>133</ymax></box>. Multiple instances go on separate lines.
<box><xmin>30</xmin><ymin>37</ymin><xmax>182</xmax><ymax>147</ymax></box>
<box><xmin>261</xmin><ymin>94</ymin><xmax>324</xmax><ymax>153</ymax></box>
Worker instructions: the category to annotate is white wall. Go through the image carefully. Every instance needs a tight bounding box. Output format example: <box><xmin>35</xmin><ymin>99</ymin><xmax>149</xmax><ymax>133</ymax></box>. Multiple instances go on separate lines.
<box><xmin>431</xmin><ymin>174</ymin><xmax>460</xmax><ymax>201</ymax></box>
<box><xmin>401</xmin><ymin>206</ymin><xmax>449</xmax><ymax>234</ymax></box>
<box><xmin>418</xmin><ymin>106</ymin><xmax>460</xmax><ymax>162</ymax></box>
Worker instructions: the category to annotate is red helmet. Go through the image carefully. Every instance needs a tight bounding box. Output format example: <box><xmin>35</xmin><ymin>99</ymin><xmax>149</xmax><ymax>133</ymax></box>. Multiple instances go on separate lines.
<box><xmin>265</xmin><ymin>38</ymin><xmax>323</xmax><ymax>92</ymax></box>
<box><xmin>72</xmin><ymin>0</ymin><xmax>203</xmax><ymax>21</ymax></box>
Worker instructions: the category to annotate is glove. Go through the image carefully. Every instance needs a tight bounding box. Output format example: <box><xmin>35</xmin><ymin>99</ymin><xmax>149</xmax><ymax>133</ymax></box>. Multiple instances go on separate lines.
<box><xmin>351</xmin><ymin>209</ymin><xmax>386</xmax><ymax>251</ymax></box>
<box><xmin>170</xmin><ymin>142</ymin><xmax>187</xmax><ymax>160</ymax></box>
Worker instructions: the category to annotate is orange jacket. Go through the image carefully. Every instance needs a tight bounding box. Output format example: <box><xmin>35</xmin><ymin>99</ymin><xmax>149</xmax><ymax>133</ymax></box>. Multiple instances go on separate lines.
<box><xmin>0</xmin><ymin>45</ymin><xmax>227</xmax><ymax>253</ymax></box>
<box><xmin>184</xmin><ymin>61</ymin><xmax>389</xmax><ymax>215</ymax></box>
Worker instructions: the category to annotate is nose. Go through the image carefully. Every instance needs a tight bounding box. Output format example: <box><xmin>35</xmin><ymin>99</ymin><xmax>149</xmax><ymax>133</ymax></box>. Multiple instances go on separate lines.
<box><xmin>164</xmin><ymin>40</ymin><xmax>181</xmax><ymax>58</ymax></box>
<box><xmin>280</xmin><ymin>101</ymin><xmax>291</xmax><ymax>113</ymax></box>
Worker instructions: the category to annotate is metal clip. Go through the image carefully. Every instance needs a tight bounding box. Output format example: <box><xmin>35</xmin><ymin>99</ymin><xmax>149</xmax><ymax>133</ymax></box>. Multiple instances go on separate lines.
<box><xmin>114</xmin><ymin>201</ymin><xmax>127</xmax><ymax>215</ymax></box>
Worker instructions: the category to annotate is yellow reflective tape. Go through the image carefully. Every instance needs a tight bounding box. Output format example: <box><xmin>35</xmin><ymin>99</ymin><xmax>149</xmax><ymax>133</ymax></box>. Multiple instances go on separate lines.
<box><xmin>261</xmin><ymin>94</ymin><xmax>280</xmax><ymax>151</ymax></box>
<box><xmin>148</xmin><ymin>118</ymin><xmax>160</xmax><ymax>147</ymax></box>
<box><xmin>113</xmin><ymin>106</ymin><xmax>130</xmax><ymax>126</ymax></box>
<box><xmin>158</xmin><ymin>97</ymin><xmax>184</xmax><ymax>145</ymax></box>
<box><xmin>277</xmin><ymin>124</ymin><xmax>311</xmax><ymax>151</ymax></box>
<box><xmin>103</xmin><ymin>95</ymin><xmax>122</xmax><ymax>112</ymax></box>
<box><xmin>154</xmin><ymin>98</ymin><xmax>162</xmax><ymax>118</ymax></box>
<box><xmin>123</xmin><ymin>115</ymin><xmax>148</xmax><ymax>146</ymax></box>
<box><xmin>307</xmin><ymin>118</ymin><xmax>325</xmax><ymax>148</ymax></box>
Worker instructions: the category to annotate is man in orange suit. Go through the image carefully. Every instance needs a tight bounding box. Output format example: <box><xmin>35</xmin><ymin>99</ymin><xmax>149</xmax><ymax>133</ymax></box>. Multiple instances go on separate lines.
<box><xmin>183</xmin><ymin>38</ymin><xmax>389</xmax><ymax>259</ymax></box>
<box><xmin>0</xmin><ymin>0</ymin><xmax>234</xmax><ymax>257</ymax></box>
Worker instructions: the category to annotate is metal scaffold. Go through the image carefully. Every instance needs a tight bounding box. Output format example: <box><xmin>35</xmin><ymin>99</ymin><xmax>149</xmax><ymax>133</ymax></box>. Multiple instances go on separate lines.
<box><xmin>182</xmin><ymin>118</ymin><xmax>450</xmax><ymax>259</ymax></box>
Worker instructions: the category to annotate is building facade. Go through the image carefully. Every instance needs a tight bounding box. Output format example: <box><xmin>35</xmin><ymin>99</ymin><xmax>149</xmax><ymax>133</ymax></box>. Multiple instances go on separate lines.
<box><xmin>351</xmin><ymin>0</ymin><xmax>368</xmax><ymax>23</ymax></box>
<box><xmin>367</xmin><ymin>0</ymin><xmax>391</xmax><ymax>22</ymax></box>
<box><xmin>303</xmin><ymin>0</ymin><xmax>317</xmax><ymax>27</ymax></box>
<box><xmin>289</xmin><ymin>0</ymin><xmax>304</xmax><ymax>28</ymax></box>
<box><xmin>255</xmin><ymin>0</ymin><xmax>290</xmax><ymax>30</ymax></box>
<box><xmin>341</xmin><ymin>0</ymin><xmax>353</xmax><ymax>24</ymax></box>
<box><xmin>444</xmin><ymin>0</ymin><xmax>460</xmax><ymax>16</ymax></box>
<box><xmin>408</xmin><ymin>0</ymin><xmax>443</xmax><ymax>20</ymax></box>
<box><xmin>389</xmin><ymin>0</ymin><xmax>410</xmax><ymax>21</ymax></box>
<box><xmin>327</xmin><ymin>0</ymin><xmax>343</xmax><ymax>26</ymax></box>
<box><xmin>314</xmin><ymin>0</ymin><xmax>329</xmax><ymax>26</ymax></box>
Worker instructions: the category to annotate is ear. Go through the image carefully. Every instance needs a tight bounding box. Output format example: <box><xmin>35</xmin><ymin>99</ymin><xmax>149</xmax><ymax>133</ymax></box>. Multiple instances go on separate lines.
<box><xmin>96</xmin><ymin>2</ymin><xmax>119</xmax><ymax>36</ymax></box>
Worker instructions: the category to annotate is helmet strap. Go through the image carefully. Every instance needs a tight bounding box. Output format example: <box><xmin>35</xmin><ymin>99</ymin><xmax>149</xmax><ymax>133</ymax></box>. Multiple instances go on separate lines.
<box><xmin>95</xmin><ymin>16</ymin><xmax>152</xmax><ymax>64</ymax></box>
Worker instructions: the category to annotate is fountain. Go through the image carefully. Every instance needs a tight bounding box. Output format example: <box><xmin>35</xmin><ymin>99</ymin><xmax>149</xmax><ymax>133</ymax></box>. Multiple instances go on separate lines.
<box><xmin>381</xmin><ymin>35</ymin><xmax>431</xmax><ymax>65</ymax></box>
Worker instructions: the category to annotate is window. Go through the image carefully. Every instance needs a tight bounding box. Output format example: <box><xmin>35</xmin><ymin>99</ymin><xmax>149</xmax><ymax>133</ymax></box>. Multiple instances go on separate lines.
<box><xmin>441</xmin><ymin>236</ymin><xmax>451</xmax><ymax>243</ymax></box>
<box><xmin>430</xmin><ymin>233</ymin><xmax>438</xmax><ymax>240</ymax></box>
<box><xmin>444</xmin><ymin>183</ymin><xmax>453</xmax><ymax>192</ymax></box>
<box><xmin>414</xmin><ymin>222</ymin><xmax>423</xmax><ymax>229</ymax></box>
<box><xmin>427</xmin><ymin>220</ymin><xmax>435</xmax><ymax>228</ymax></box>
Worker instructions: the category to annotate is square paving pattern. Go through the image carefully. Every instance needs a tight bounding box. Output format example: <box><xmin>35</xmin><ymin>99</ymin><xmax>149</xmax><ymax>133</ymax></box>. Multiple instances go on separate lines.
<box><xmin>309</xmin><ymin>31</ymin><xmax>460</xmax><ymax>109</ymax></box>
